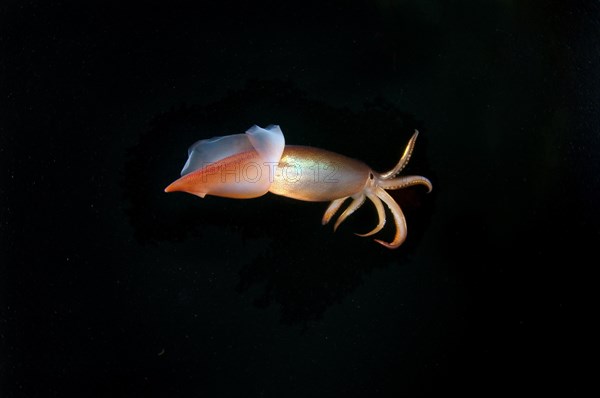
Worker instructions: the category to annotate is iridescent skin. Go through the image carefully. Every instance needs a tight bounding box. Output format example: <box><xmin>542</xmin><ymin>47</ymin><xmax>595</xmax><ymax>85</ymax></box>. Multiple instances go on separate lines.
<box><xmin>269</xmin><ymin>132</ymin><xmax>432</xmax><ymax>248</ymax></box>
<box><xmin>270</xmin><ymin>146</ymin><xmax>370</xmax><ymax>201</ymax></box>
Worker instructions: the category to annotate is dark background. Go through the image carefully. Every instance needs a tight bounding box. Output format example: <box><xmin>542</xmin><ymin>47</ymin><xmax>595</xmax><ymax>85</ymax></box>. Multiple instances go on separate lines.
<box><xmin>1</xmin><ymin>1</ymin><xmax>597</xmax><ymax>396</ymax></box>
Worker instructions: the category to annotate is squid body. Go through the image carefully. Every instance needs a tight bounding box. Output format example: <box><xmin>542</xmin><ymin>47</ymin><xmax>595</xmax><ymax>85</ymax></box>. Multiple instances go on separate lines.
<box><xmin>165</xmin><ymin>125</ymin><xmax>432</xmax><ymax>248</ymax></box>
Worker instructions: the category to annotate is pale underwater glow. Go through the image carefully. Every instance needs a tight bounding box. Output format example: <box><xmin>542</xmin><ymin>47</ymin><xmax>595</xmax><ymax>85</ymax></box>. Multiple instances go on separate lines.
<box><xmin>165</xmin><ymin>125</ymin><xmax>432</xmax><ymax>248</ymax></box>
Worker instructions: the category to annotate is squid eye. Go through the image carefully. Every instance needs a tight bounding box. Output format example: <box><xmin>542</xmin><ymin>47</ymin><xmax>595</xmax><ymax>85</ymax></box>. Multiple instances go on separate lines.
<box><xmin>369</xmin><ymin>173</ymin><xmax>374</xmax><ymax>180</ymax></box>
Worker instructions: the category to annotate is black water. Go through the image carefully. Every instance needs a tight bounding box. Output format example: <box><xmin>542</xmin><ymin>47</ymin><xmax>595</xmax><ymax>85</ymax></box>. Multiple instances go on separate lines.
<box><xmin>1</xmin><ymin>1</ymin><xmax>597</xmax><ymax>396</ymax></box>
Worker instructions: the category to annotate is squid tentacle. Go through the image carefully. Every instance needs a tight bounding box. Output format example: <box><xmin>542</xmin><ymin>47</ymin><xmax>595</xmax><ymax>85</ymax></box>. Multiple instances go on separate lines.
<box><xmin>379</xmin><ymin>130</ymin><xmax>419</xmax><ymax>179</ymax></box>
<box><xmin>334</xmin><ymin>194</ymin><xmax>366</xmax><ymax>232</ymax></box>
<box><xmin>355</xmin><ymin>191</ymin><xmax>387</xmax><ymax>237</ymax></box>
<box><xmin>322</xmin><ymin>197</ymin><xmax>348</xmax><ymax>225</ymax></box>
<box><xmin>379</xmin><ymin>175</ymin><xmax>432</xmax><ymax>192</ymax></box>
<box><xmin>373</xmin><ymin>187</ymin><xmax>407</xmax><ymax>249</ymax></box>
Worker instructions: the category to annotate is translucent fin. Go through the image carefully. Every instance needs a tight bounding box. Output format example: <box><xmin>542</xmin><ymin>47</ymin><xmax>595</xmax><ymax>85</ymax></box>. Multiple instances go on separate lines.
<box><xmin>245</xmin><ymin>125</ymin><xmax>285</xmax><ymax>165</ymax></box>
<box><xmin>180</xmin><ymin>125</ymin><xmax>285</xmax><ymax>176</ymax></box>
<box><xmin>181</xmin><ymin>134</ymin><xmax>253</xmax><ymax>176</ymax></box>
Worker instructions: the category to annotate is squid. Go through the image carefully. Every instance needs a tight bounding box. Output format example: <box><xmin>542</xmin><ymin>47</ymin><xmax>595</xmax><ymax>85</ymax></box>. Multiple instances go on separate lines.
<box><xmin>165</xmin><ymin>125</ymin><xmax>432</xmax><ymax>248</ymax></box>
